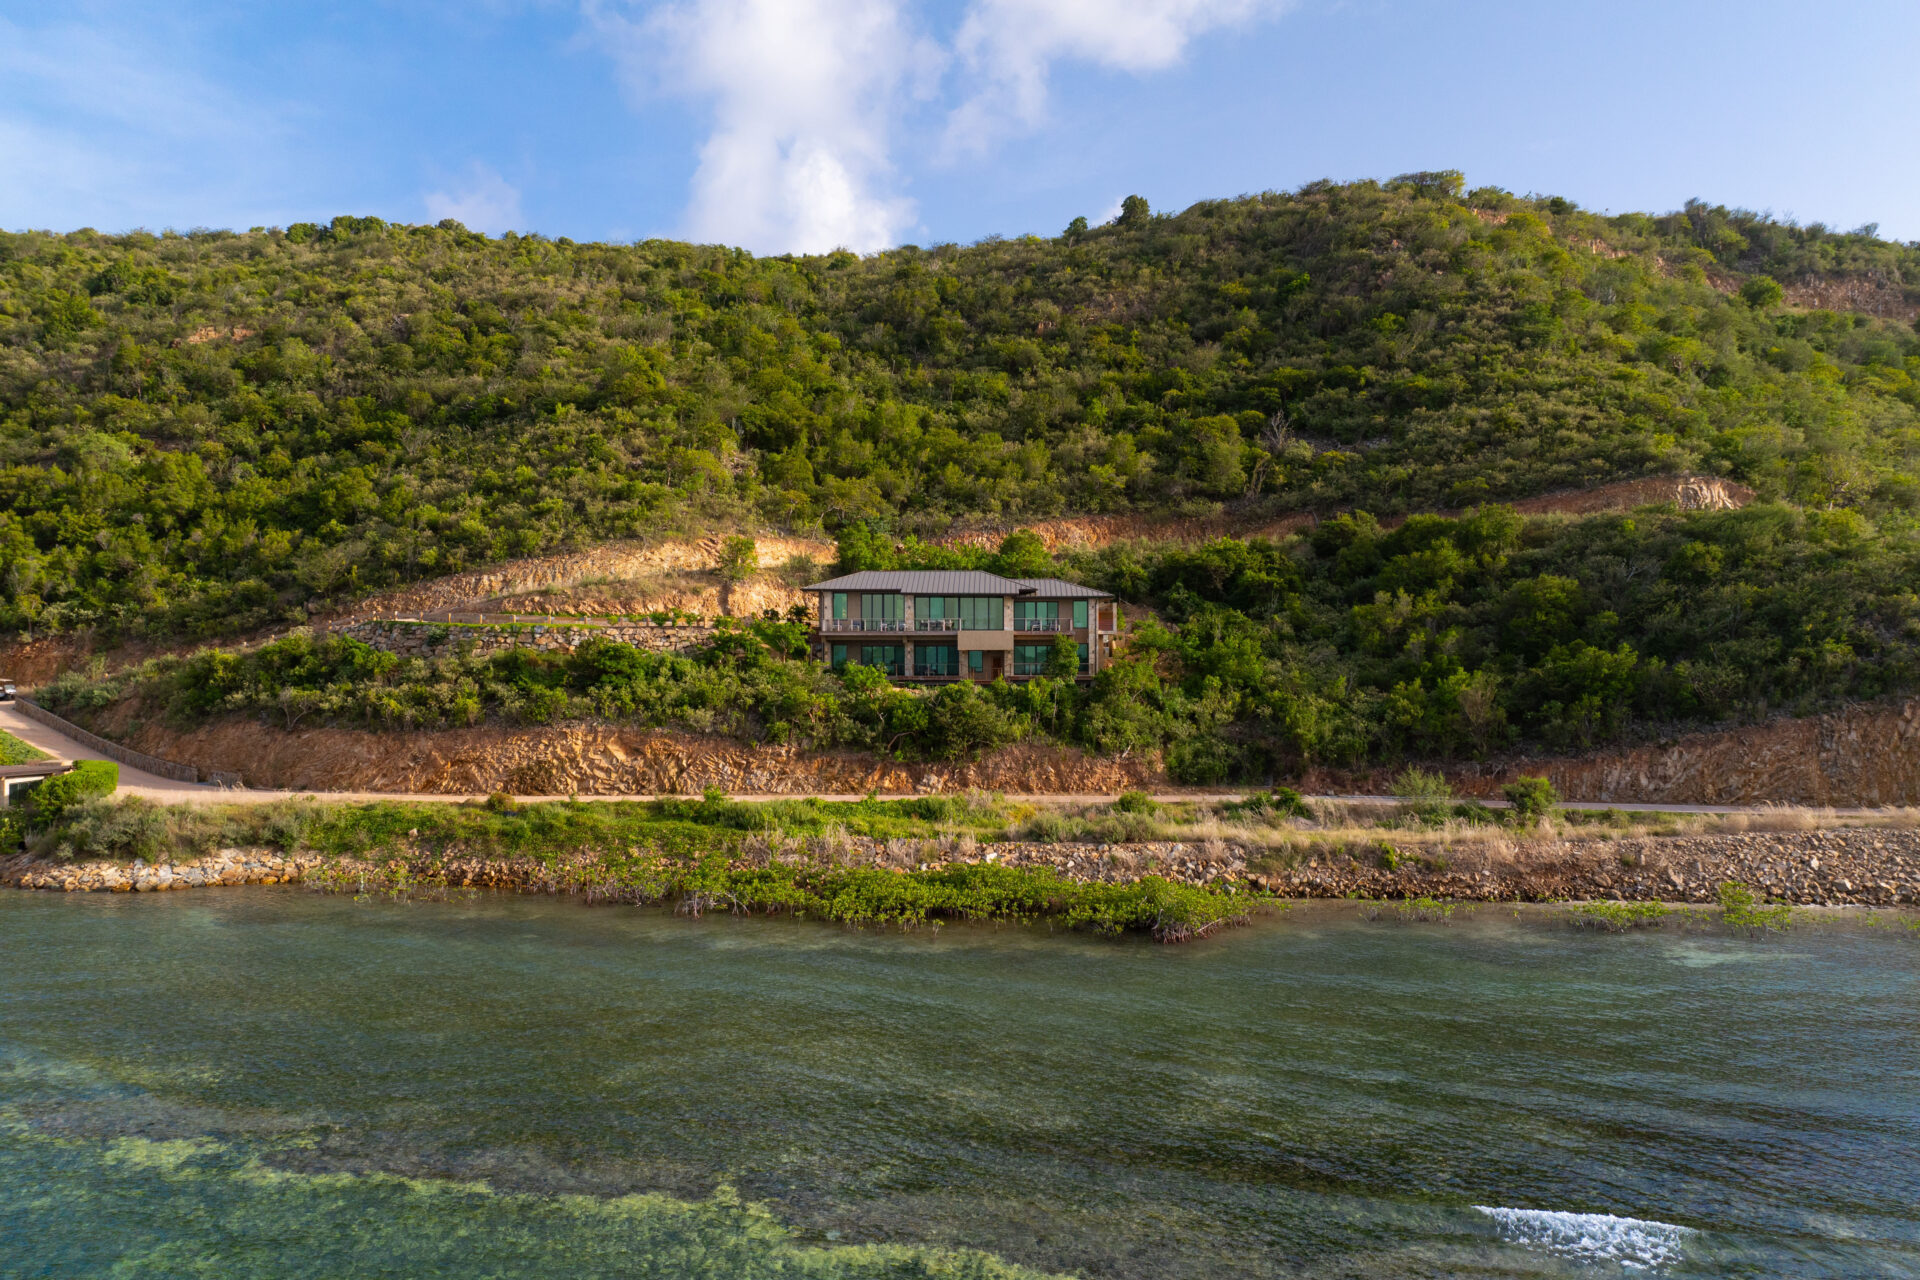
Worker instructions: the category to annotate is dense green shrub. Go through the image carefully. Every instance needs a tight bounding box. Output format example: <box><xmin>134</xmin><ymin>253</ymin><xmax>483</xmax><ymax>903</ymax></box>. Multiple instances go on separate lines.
<box><xmin>1502</xmin><ymin>776</ymin><xmax>1560</xmax><ymax>826</ymax></box>
<box><xmin>26</xmin><ymin>760</ymin><xmax>118</xmax><ymax>824</ymax></box>
<box><xmin>1</xmin><ymin>185</ymin><xmax>1916</xmax><ymax>648</ymax></box>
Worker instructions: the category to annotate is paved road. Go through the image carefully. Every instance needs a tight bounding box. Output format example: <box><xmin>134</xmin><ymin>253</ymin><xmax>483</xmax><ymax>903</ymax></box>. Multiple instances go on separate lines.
<box><xmin>0</xmin><ymin>703</ymin><xmax>1892</xmax><ymax>817</ymax></box>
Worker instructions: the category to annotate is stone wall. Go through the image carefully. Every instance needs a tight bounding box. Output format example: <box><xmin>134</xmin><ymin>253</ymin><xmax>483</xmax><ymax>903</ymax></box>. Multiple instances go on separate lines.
<box><xmin>14</xmin><ymin>697</ymin><xmax>239</xmax><ymax>787</ymax></box>
<box><xmin>7</xmin><ymin>827</ymin><xmax>1918</xmax><ymax>908</ymax></box>
<box><xmin>339</xmin><ymin>619</ymin><xmax>716</xmax><ymax>661</ymax></box>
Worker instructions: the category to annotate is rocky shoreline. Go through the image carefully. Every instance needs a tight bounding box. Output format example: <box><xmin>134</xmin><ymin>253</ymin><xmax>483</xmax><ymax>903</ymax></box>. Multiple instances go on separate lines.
<box><xmin>4</xmin><ymin>827</ymin><xmax>1918</xmax><ymax>907</ymax></box>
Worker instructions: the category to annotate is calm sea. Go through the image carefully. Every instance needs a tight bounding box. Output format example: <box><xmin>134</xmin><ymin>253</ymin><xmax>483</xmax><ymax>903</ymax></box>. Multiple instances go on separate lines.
<box><xmin>3</xmin><ymin>891</ymin><xmax>1916</xmax><ymax>1277</ymax></box>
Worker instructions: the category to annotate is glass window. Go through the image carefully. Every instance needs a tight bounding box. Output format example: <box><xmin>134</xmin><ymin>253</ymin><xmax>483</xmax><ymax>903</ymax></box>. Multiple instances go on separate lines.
<box><xmin>1078</xmin><ymin>642</ymin><xmax>1089</xmax><ymax>674</ymax></box>
<box><xmin>915</xmin><ymin>643</ymin><xmax>957</xmax><ymax>676</ymax></box>
<box><xmin>1073</xmin><ymin>600</ymin><xmax>1088</xmax><ymax>629</ymax></box>
<box><xmin>1012</xmin><ymin>643</ymin><xmax>1052</xmax><ymax>676</ymax></box>
<box><xmin>830</xmin><ymin>644</ymin><xmax>847</xmax><ymax>668</ymax></box>
<box><xmin>861</xmin><ymin>594</ymin><xmax>902</xmax><ymax>622</ymax></box>
<box><xmin>920</xmin><ymin>597</ymin><xmax>998</xmax><ymax>629</ymax></box>
<box><xmin>856</xmin><ymin>644</ymin><xmax>902</xmax><ymax>675</ymax></box>
<box><xmin>915</xmin><ymin>596</ymin><xmax>982</xmax><ymax>630</ymax></box>
<box><xmin>967</xmin><ymin>650</ymin><xmax>984</xmax><ymax>673</ymax></box>
<box><xmin>831</xmin><ymin>593</ymin><xmax>847</xmax><ymax>620</ymax></box>
<box><xmin>1014</xmin><ymin>600</ymin><xmax>1060</xmax><ymax>630</ymax></box>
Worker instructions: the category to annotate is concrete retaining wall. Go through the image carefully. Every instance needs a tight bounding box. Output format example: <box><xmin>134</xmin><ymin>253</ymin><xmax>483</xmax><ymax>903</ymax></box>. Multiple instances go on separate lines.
<box><xmin>14</xmin><ymin>698</ymin><xmax>238</xmax><ymax>787</ymax></box>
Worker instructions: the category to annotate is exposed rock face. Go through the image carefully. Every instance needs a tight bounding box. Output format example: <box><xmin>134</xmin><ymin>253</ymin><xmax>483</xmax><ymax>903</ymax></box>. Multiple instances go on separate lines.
<box><xmin>329</xmin><ymin>534</ymin><xmax>832</xmax><ymax>625</ymax></box>
<box><xmin>1304</xmin><ymin>697</ymin><xmax>1920</xmax><ymax>808</ymax></box>
<box><xmin>1486</xmin><ymin>698</ymin><xmax>1920</xmax><ymax>806</ymax></box>
<box><xmin>109</xmin><ymin>719</ymin><xmax>1161</xmax><ymax>796</ymax></box>
<box><xmin>75</xmin><ymin>692</ymin><xmax>1920</xmax><ymax>807</ymax></box>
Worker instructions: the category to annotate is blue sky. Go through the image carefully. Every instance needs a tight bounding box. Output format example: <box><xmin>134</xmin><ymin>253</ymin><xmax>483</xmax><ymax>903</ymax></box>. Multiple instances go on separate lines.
<box><xmin>3</xmin><ymin>0</ymin><xmax>1917</xmax><ymax>252</ymax></box>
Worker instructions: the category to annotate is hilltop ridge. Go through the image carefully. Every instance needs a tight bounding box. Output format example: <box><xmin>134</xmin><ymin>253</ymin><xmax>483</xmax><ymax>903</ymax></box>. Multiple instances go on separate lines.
<box><xmin>1</xmin><ymin>173</ymin><xmax>1916</xmax><ymax>644</ymax></box>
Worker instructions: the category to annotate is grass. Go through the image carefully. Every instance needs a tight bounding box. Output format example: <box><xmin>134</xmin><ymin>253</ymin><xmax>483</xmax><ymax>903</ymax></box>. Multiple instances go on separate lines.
<box><xmin>0</xmin><ymin>729</ymin><xmax>50</xmax><ymax>766</ymax></box>
<box><xmin>1566</xmin><ymin>901</ymin><xmax>1672</xmax><ymax>931</ymax></box>
<box><xmin>1717</xmin><ymin>881</ymin><xmax>1794</xmax><ymax>933</ymax></box>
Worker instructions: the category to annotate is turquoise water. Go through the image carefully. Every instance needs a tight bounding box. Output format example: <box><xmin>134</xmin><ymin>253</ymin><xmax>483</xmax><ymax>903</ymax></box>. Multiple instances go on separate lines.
<box><xmin>2</xmin><ymin>892</ymin><xmax>1918</xmax><ymax>1278</ymax></box>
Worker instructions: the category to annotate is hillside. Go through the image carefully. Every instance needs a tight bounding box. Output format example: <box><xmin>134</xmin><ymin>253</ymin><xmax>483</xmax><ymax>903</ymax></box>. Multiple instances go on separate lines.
<box><xmin>3</xmin><ymin>173</ymin><xmax>1918</xmax><ymax>646</ymax></box>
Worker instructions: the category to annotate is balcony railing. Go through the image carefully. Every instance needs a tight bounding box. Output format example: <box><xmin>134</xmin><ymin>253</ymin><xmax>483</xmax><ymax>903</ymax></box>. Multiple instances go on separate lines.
<box><xmin>821</xmin><ymin>618</ymin><xmax>906</xmax><ymax>633</ymax></box>
<box><xmin>1011</xmin><ymin>662</ymin><xmax>1092</xmax><ymax>678</ymax></box>
<box><xmin>1014</xmin><ymin>619</ymin><xmax>1071</xmax><ymax>632</ymax></box>
<box><xmin>914</xmin><ymin>618</ymin><xmax>962</xmax><ymax>632</ymax></box>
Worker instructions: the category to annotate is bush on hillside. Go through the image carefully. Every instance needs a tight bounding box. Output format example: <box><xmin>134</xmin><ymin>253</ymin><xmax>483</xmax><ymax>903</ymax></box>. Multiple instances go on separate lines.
<box><xmin>27</xmin><ymin>760</ymin><xmax>119</xmax><ymax>825</ymax></box>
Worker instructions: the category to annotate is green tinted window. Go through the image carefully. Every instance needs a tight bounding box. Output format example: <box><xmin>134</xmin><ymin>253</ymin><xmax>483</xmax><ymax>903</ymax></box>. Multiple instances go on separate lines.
<box><xmin>914</xmin><ymin>597</ymin><xmax>999</xmax><ymax>628</ymax></box>
<box><xmin>856</xmin><ymin>644</ymin><xmax>902</xmax><ymax>674</ymax></box>
<box><xmin>916</xmin><ymin>643</ymin><xmax>958</xmax><ymax>675</ymax></box>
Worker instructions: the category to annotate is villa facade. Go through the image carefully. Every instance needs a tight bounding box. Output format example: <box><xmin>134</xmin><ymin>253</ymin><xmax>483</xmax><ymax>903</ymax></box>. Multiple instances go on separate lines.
<box><xmin>802</xmin><ymin>570</ymin><xmax>1119</xmax><ymax>681</ymax></box>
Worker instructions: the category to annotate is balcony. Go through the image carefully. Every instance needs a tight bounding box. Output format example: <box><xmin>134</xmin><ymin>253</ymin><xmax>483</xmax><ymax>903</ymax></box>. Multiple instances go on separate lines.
<box><xmin>1014</xmin><ymin>619</ymin><xmax>1072</xmax><ymax>633</ymax></box>
<box><xmin>914</xmin><ymin>618</ymin><xmax>962</xmax><ymax>632</ymax></box>
<box><xmin>820</xmin><ymin>618</ymin><xmax>907</xmax><ymax>633</ymax></box>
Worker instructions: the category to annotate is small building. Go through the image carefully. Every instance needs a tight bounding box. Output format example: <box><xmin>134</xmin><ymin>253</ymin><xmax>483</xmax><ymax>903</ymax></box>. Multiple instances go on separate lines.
<box><xmin>0</xmin><ymin>761</ymin><xmax>72</xmax><ymax>807</ymax></box>
<box><xmin>802</xmin><ymin>570</ymin><xmax>1119</xmax><ymax>681</ymax></box>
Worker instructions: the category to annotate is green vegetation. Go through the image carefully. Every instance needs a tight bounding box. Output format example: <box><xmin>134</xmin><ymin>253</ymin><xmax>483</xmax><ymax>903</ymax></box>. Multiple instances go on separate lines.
<box><xmin>0</xmin><ymin>728</ymin><xmax>49</xmax><ymax>765</ymax></box>
<box><xmin>3</xmin><ymin>178</ymin><xmax>1917</xmax><ymax>651</ymax></box>
<box><xmin>1502</xmin><ymin>776</ymin><xmax>1560</xmax><ymax>826</ymax></box>
<box><xmin>1566</xmin><ymin>900</ymin><xmax>1670</xmax><ymax>931</ymax></box>
<box><xmin>27</xmin><ymin>792</ymin><xmax>1264</xmax><ymax>942</ymax></box>
<box><xmin>25</xmin><ymin>760</ymin><xmax>116</xmax><ymax>822</ymax></box>
<box><xmin>1717</xmin><ymin>881</ymin><xmax>1793</xmax><ymax>933</ymax></box>
<box><xmin>43</xmin><ymin>489</ymin><xmax>1920</xmax><ymax>780</ymax></box>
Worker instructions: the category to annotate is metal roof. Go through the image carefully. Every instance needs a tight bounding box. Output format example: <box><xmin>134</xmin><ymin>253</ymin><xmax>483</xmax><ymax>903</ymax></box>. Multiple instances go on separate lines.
<box><xmin>1012</xmin><ymin>577</ymin><xmax>1114</xmax><ymax>600</ymax></box>
<box><xmin>0</xmin><ymin>762</ymin><xmax>71</xmax><ymax>778</ymax></box>
<box><xmin>803</xmin><ymin>570</ymin><xmax>1113</xmax><ymax>598</ymax></box>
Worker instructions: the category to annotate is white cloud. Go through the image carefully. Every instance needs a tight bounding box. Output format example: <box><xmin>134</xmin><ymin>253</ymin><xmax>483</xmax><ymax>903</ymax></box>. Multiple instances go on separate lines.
<box><xmin>946</xmin><ymin>0</ymin><xmax>1285</xmax><ymax>155</ymax></box>
<box><xmin>584</xmin><ymin>0</ymin><xmax>1288</xmax><ymax>255</ymax></box>
<box><xmin>424</xmin><ymin>163</ymin><xmax>525</xmax><ymax>234</ymax></box>
<box><xmin>585</xmin><ymin>0</ymin><xmax>935</xmax><ymax>254</ymax></box>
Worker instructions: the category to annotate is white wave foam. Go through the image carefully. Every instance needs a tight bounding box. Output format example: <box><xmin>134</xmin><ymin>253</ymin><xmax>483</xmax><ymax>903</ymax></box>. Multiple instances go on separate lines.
<box><xmin>1475</xmin><ymin>1206</ymin><xmax>1694</xmax><ymax>1271</ymax></box>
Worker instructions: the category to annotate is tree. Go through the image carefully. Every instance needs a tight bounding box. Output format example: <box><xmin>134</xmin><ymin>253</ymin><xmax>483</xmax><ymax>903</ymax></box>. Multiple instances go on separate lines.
<box><xmin>1064</xmin><ymin>216</ymin><xmax>1089</xmax><ymax>240</ymax></box>
<box><xmin>1046</xmin><ymin>633</ymin><xmax>1080</xmax><ymax>679</ymax></box>
<box><xmin>1116</xmin><ymin>195</ymin><xmax>1150</xmax><ymax>227</ymax></box>
<box><xmin>834</xmin><ymin>524</ymin><xmax>895</xmax><ymax>573</ymax></box>
<box><xmin>1740</xmin><ymin>275</ymin><xmax>1785</xmax><ymax>309</ymax></box>
<box><xmin>1503</xmin><ymin>776</ymin><xmax>1559</xmax><ymax>827</ymax></box>
<box><xmin>990</xmin><ymin>529</ymin><xmax>1052</xmax><ymax>578</ymax></box>
<box><xmin>925</xmin><ymin>682</ymin><xmax>1016</xmax><ymax>760</ymax></box>
<box><xmin>717</xmin><ymin>535</ymin><xmax>758</xmax><ymax>582</ymax></box>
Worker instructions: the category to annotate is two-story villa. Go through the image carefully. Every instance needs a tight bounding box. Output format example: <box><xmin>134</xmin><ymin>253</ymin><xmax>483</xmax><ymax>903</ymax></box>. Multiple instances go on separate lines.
<box><xmin>803</xmin><ymin>570</ymin><xmax>1119</xmax><ymax>681</ymax></box>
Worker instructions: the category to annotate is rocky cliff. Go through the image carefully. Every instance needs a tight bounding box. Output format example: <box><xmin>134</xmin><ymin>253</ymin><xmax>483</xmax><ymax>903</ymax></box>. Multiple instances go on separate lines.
<box><xmin>109</xmin><ymin>717</ymin><xmax>1160</xmax><ymax>796</ymax></box>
